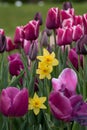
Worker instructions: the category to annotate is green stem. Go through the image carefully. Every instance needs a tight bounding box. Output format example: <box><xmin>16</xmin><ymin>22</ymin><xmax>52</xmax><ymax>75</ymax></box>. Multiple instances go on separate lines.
<box><xmin>66</xmin><ymin>123</ymin><xmax>71</xmax><ymax>130</ymax></box>
<box><xmin>53</xmin><ymin>29</ymin><xmax>57</xmax><ymax>53</ymax></box>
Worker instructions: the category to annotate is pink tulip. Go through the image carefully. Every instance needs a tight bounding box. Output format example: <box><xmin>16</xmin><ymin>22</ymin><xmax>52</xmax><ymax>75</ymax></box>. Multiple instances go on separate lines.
<box><xmin>0</xmin><ymin>87</ymin><xmax>28</xmax><ymax>117</ymax></box>
<box><xmin>46</xmin><ymin>7</ymin><xmax>60</xmax><ymax>29</ymax></box>
<box><xmin>62</xmin><ymin>18</ymin><xmax>74</xmax><ymax>28</ymax></box>
<box><xmin>74</xmin><ymin>15</ymin><xmax>83</xmax><ymax>26</ymax></box>
<box><xmin>23</xmin><ymin>20</ymin><xmax>39</xmax><ymax>41</ymax></box>
<box><xmin>83</xmin><ymin>13</ymin><xmax>87</xmax><ymax>34</ymax></box>
<box><xmin>57</xmin><ymin>27</ymin><xmax>72</xmax><ymax>46</ymax></box>
<box><xmin>23</xmin><ymin>39</ymin><xmax>31</xmax><ymax>55</ymax></box>
<box><xmin>6</xmin><ymin>36</ymin><xmax>15</xmax><ymax>52</ymax></box>
<box><xmin>52</xmin><ymin>68</ymin><xmax>77</xmax><ymax>92</ymax></box>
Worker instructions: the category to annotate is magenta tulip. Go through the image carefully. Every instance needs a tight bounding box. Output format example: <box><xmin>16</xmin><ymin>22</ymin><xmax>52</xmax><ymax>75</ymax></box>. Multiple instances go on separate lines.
<box><xmin>57</xmin><ymin>27</ymin><xmax>72</xmax><ymax>46</ymax></box>
<box><xmin>8</xmin><ymin>53</ymin><xmax>24</xmax><ymax>76</ymax></box>
<box><xmin>83</xmin><ymin>13</ymin><xmax>87</xmax><ymax>34</ymax></box>
<box><xmin>52</xmin><ymin>68</ymin><xmax>77</xmax><ymax>93</ymax></box>
<box><xmin>6</xmin><ymin>36</ymin><xmax>15</xmax><ymax>52</ymax></box>
<box><xmin>46</xmin><ymin>7</ymin><xmax>60</xmax><ymax>29</ymax></box>
<box><xmin>23</xmin><ymin>39</ymin><xmax>31</xmax><ymax>55</ymax></box>
<box><xmin>0</xmin><ymin>87</ymin><xmax>28</xmax><ymax>117</ymax></box>
<box><xmin>74</xmin><ymin>15</ymin><xmax>83</xmax><ymax>26</ymax></box>
<box><xmin>23</xmin><ymin>20</ymin><xmax>39</xmax><ymax>41</ymax></box>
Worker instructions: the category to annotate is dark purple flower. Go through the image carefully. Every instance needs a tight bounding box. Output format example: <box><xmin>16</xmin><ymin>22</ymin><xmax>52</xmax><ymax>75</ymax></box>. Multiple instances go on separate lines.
<box><xmin>0</xmin><ymin>87</ymin><xmax>28</xmax><ymax>117</ymax></box>
<box><xmin>24</xmin><ymin>20</ymin><xmax>39</xmax><ymax>41</ymax></box>
<box><xmin>62</xmin><ymin>1</ymin><xmax>72</xmax><ymax>10</ymax></box>
<box><xmin>76</xmin><ymin>35</ymin><xmax>87</xmax><ymax>55</ymax></box>
<box><xmin>68</xmin><ymin>48</ymin><xmax>83</xmax><ymax>70</ymax></box>
<box><xmin>34</xmin><ymin>12</ymin><xmax>43</xmax><ymax>25</ymax></box>
<box><xmin>0</xmin><ymin>34</ymin><xmax>6</xmax><ymax>53</ymax></box>
<box><xmin>46</xmin><ymin>7</ymin><xmax>60</xmax><ymax>29</ymax></box>
<box><xmin>8</xmin><ymin>53</ymin><xmax>24</xmax><ymax>76</ymax></box>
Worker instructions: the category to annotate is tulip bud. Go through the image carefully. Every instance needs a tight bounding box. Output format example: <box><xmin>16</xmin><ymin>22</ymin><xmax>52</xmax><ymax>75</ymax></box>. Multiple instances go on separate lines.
<box><xmin>62</xmin><ymin>1</ymin><xmax>72</xmax><ymax>10</ymax></box>
<box><xmin>34</xmin><ymin>12</ymin><xmax>43</xmax><ymax>25</ymax></box>
<box><xmin>40</xmin><ymin>31</ymin><xmax>49</xmax><ymax>47</ymax></box>
<box><xmin>72</xmin><ymin>25</ymin><xmax>83</xmax><ymax>41</ymax></box>
<box><xmin>57</xmin><ymin>27</ymin><xmax>73</xmax><ymax>46</ymax></box>
<box><xmin>76</xmin><ymin>35</ymin><xmax>87</xmax><ymax>55</ymax></box>
<box><xmin>0</xmin><ymin>34</ymin><xmax>6</xmax><ymax>53</ymax></box>
<box><xmin>6</xmin><ymin>36</ymin><xmax>15</xmax><ymax>52</ymax></box>
<box><xmin>46</xmin><ymin>7</ymin><xmax>60</xmax><ymax>29</ymax></box>
<box><xmin>29</xmin><ymin>41</ymin><xmax>38</xmax><ymax>61</ymax></box>
<box><xmin>24</xmin><ymin>20</ymin><xmax>39</xmax><ymax>41</ymax></box>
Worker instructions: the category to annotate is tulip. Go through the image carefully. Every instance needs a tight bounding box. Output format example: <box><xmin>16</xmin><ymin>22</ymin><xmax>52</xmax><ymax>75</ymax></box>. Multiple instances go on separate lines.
<box><xmin>72</xmin><ymin>25</ymin><xmax>83</xmax><ymax>41</ymax></box>
<box><xmin>14</xmin><ymin>26</ymin><xmax>24</xmax><ymax>48</ymax></box>
<box><xmin>23</xmin><ymin>39</ymin><xmax>31</xmax><ymax>55</ymax></box>
<box><xmin>0</xmin><ymin>28</ymin><xmax>5</xmax><ymax>35</ymax></box>
<box><xmin>62</xmin><ymin>18</ymin><xmax>74</xmax><ymax>28</ymax></box>
<box><xmin>0</xmin><ymin>34</ymin><xmax>6</xmax><ymax>53</ymax></box>
<box><xmin>49</xmin><ymin>91</ymin><xmax>72</xmax><ymax>121</ymax></box>
<box><xmin>8</xmin><ymin>53</ymin><xmax>24</xmax><ymax>76</ymax></box>
<box><xmin>76</xmin><ymin>35</ymin><xmax>87</xmax><ymax>55</ymax></box>
<box><xmin>40</xmin><ymin>31</ymin><xmax>49</xmax><ymax>47</ymax></box>
<box><xmin>83</xmin><ymin>13</ymin><xmax>87</xmax><ymax>34</ymax></box>
<box><xmin>52</xmin><ymin>68</ymin><xmax>77</xmax><ymax>93</ymax></box>
<box><xmin>68</xmin><ymin>48</ymin><xmax>83</xmax><ymax>70</ymax></box>
<box><xmin>57</xmin><ymin>27</ymin><xmax>72</xmax><ymax>46</ymax></box>
<box><xmin>34</xmin><ymin>12</ymin><xmax>43</xmax><ymax>25</ymax></box>
<box><xmin>29</xmin><ymin>40</ymin><xmax>38</xmax><ymax>61</ymax></box>
<box><xmin>6</xmin><ymin>36</ymin><xmax>15</xmax><ymax>52</ymax></box>
<box><xmin>46</xmin><ymin>7</ymin><xmax>60</xmax><ymax>29</ymax></box>
<box><xmin>61</xmin><ymin>8</ymin><xmax>75</xmax><ymax>22</ymax></box>
<box><xmin>23</xmin><ymin>20</ymin><xmax>39</xmax><ymax>41</ymax></box>
<box><xmin>62</xmin><ymin>1</ymin><xmax>72</xmax><ymax>10</ymax></box>
<box><xmin>0</xmin><ymin>87</ymin><xmax>28</xmax><ymax>117</ymax></box>
<box><xmin>74</xmin><ymin>15</ymin><xmax>83</xmax><ymax>26</ymax></box>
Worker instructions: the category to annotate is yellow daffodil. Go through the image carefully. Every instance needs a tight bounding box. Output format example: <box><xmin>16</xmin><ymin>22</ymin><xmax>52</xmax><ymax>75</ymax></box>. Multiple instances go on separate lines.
<box><xmin>37</xmin><ymin>48</ymin><xmax>59</xmax><ymax>66</ymax></box>
<box><xmin>28</xmin><ymin>93</ymin><xmax>47</xmax><ymax>115</ymax></box>
<box><xmin>36</xmin><ymin>62</ymin><xmax>53</xmax><ymax>79</ymax></box>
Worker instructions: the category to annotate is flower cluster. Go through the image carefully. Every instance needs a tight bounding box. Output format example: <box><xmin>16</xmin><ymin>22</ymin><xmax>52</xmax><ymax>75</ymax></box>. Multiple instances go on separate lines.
<box><xmin>0</xmin><ymin>1</ymin><xmax>87</xmax><ymax>130</ymax></box>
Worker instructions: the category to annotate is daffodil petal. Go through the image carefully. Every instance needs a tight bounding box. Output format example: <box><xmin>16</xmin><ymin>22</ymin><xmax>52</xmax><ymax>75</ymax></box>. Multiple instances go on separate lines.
<box><xmin>33</xmin><ymin>108</ymin><xmax>40</xmax><ymax>115</ymax></box>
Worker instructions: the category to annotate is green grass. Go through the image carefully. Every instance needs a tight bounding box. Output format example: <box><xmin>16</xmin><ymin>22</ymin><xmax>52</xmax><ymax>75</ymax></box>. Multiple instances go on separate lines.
<box><xmin>0</xmin><ymin>2</ymin><xmax>87</xmax><ymax>38</ymax></box>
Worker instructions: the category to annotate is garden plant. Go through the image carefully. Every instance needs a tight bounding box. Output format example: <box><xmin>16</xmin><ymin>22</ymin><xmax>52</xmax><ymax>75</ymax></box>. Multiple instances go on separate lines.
<box><xmin>0</xmin><ymin>1</ymin><xmax>87</xmax><ymax>130</ymax></box>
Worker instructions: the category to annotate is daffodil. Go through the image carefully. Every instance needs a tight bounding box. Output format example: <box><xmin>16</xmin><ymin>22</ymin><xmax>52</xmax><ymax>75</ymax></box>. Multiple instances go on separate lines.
<box><xmin>36</xmin><ymin>62</ymin><xmax>53</xmax><ymax>79</ymax></box>
<box><xmin>28</xmin><ymin>93</ymin><xmax>47</xmax><ymax>115</ymax></box>
<box><xmin>37</xmin><ymin>48</ymin><xmax>59</xmax><ymax>66</ymax></box>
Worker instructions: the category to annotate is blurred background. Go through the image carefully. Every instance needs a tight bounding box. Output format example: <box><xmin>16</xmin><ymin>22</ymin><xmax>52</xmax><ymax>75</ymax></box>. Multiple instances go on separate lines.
<box><xmin>0</xmin><ymin>0</ymin><xmax>87</xmax><ymax>37</ymax></box>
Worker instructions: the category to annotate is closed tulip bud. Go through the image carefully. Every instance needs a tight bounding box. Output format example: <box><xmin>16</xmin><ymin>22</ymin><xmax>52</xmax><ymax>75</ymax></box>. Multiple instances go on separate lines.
<box><xmin>24</xmin><ymin>20</ymin><xmax>39</xmax><ymax>41</ymax></box>
<box><xmin>74</xmin><ymin>15</ymin><xmax>83</xmax><ymax>26</ymax></box>
<box><xmin>6</xmin><ymin>36</ymin><xmax>15</xmax><ymax>52</ymax></box>
<box><xmin>76</xmin><ymin>35</ymin><xmax>87</xmax><ymax>55</ymax></box>
<box><xmin>57</xmin><ymin>27</ymin><xmax>73</xmax><ymax>46</ymax></box>
<box><xmin>83</xmin><ymin>13</ymin><xmax>87</xmax><ymax>34</ymax></box>
<box><xmin>8</xmin><ymin>53</ymin><xmax>24</xmax><ymax>76</ymax></box>
<box><xmin>72</xmin><ymin>25</ymin><xmax>83</xmax><ymax>41</ymax></box>
<box><xmin>14</xmin><ymin>26</ymin><xmax>24</xmax><ymax>48</ymax></box>
<box><xmin>46</xmin><ymin>7</ymin><xmax>60</xmax><ymax>29</ymax></box>
<box><xmin>29</xmin><ymin>41</ymin><xmax>38</xmax><ymax>61</ymax></box>
<box><xmin>0</xmin><ymin>87</ymin><xmax>28</xmax><ymax>117</ymax></box>
<box><xmin>34</xmin><ymin>12</ymin><xmax>43</xmax><ymax>25</ymax></box>
<box><xmin>68</xmin><ymin>48</ymin><xmax>83</xmax><ymax>70</ymax></box>
<box><xmin>62</xmin><ymin>1</ymin><xmax>72</xmax><ymax>10</ymax></box>
<box><xmin>40</xmin><ymin>31</ymin><xmax>49</xmax><ymax>47</ymax></box>
<box><xmin>0</xmin><ymin>34</ymin><xmax>6</xmax><ymax>53</ymax></box>
<box><xmin>23</xmin><ymin>39</ymin><xmax>31</xmax><ymax>55</ymax></box>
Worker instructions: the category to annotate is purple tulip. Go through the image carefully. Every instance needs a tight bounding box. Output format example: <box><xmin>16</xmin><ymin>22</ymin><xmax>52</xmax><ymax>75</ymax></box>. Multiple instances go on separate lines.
<box><xmin>14</xmin><ymin>26</ymin><xmax>24</xmax><ymax>48</ymax></box>
<box><xmin>8</xmin><ymin>53</ymin><xmax>24</xmax><ymax>76</ymax></box>
<box><xmin>52</xmin><ymin>68</ymin><xmax>77</xmax><ymax>94</ymax></box>
<box><xmin>72</xmin><ymin>25</ymin><xmax>83</xmax><ymax>41</ymax></box>
<box><xmin>0</xmin><ymin>87</ymin><xmax>28</xmax><ymax>117</ymax></box>
<box><xmin>34</xmin><ymin>12</ymin><xmax>43</xmax><ymax>25</ymax></box>
<box><xmin>57</xmin><ymin>27</ymin><xmax>73</xmax><ymax>46</ymax></box>
<box><xmin>46</xmin><ymin>7</ymin><xmax>60</xmax><ymax>29</ymax></box>
<box><xmin>49</xmin><ymin>91</ymin><xmax>72</xmax><ymax>121</ymax></box>
<box><xmin>61</xmin><ymin>8</ymin><xmax>75</xmax><ymax>22</ymax></box>
<box><xmin>23</xmin><ymin>20</ymin><xmax>39</xmax><ymax>41</ymax></box>
<box><xmin>74</xmin><ymin>15</ymin><xmax>83</xmax><ymax>26</ymax></box>
<box><xmin>76</xmin><ymin>35</ymin><xmax>87</xmax><ymax>55</ymax></box>
<box><xmin>6</xmin><ymin>36</ymin><xmax>15</xmax><ymax>52</ymax></box>
<box><xmin>23</xmin><ymin>39</ymin><xmax>31</xmax><ymax>55</ymax></box>
<box><xmin>62</xmin><ymin>1</ymin><xmax>72</xmax><ymax>10</ymax></box>
<box><xmin>68</xmin><ymin>48</ymin><xmax>83</xmax><ymax>70</ymax></box>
